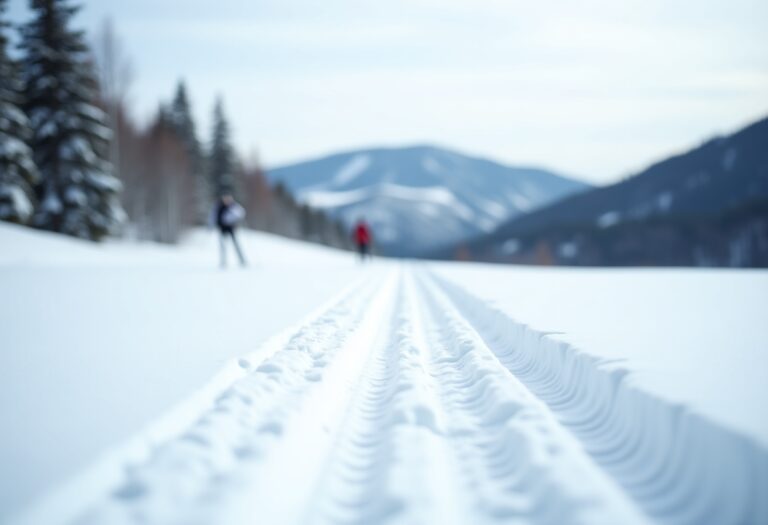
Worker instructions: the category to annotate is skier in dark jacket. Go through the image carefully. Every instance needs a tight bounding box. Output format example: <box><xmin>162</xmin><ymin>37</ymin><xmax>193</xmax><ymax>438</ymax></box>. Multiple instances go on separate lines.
<box><xmin>211</xmin><ymin>194</ymin><xmax>247</xmax><ymax>268</ymax></box>
<box><xmin>353</xmin><ymin>219</ymin><xmax>372</xmax><ymax>261</ymax></box>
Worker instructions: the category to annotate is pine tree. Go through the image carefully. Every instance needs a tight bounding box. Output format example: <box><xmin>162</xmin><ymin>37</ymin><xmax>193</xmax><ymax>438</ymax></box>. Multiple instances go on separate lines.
<box><xmin>0</xmin><ymin>0</ymin><xmax>38</xmax><ymax>224</ymax></box>
<box><xmin>20</xmin><ymin>0</ymin><xmax>125</xmax><ymax>240</ymax></box>
<box><xmin>208</xmin><ymin>97</ymin><xmax>239</xmax><ymax>200</ymax></box>
<box><xmin>168</xmin><ymin>80</ymin><xmax>207</xmax><ymax>222</ymax></box>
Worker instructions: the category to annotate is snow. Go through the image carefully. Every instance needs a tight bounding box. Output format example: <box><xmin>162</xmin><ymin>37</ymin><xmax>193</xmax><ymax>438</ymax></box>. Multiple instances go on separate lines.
<box><xmin>597</xmin><ymin>210</ymin><xmax>621</xmax><ymax>228</ymax></box>
<box><xmin>0</xmin><ymin>136</ymin><xmax>31</xmax><ymax>158</ymax></box>
<box><xmin>2</xmin><ymin>223</ymin><xmax>766</xmax><ymax>524</ymax></box>
<box><xmin>269</xmin><ymin>147</ymin><xmax>589</xmax><ymax>257</ymax></box>
<box><xmin>374</xmin><ymin>184</ymin><xmax>474</xmax><ymax>221</ymax></box>
<box><xmin>0</xmin><ymin>223</ymin><xmax>363</xmax><ymax>522</ymax></box>
<box><xmin>476</xmin><ymin>216</ymin><xmax>496</xmax><ymax>232</ymax></box>
<box><xmin>428</xmin><ymin>266</ymin><xmax>768</xmax><ymax>524</ymax></box>
<box><xmin>75</xmin><ymin>103</ymin><xmax>107</xmax><ymax>122</ymax></box>
<box><xmin>37</xmin><ymin>120</ymin><xmax>58</xmax><ymax>139</ymax></box>
<box><xmin>421</xmin><ymin>155</ymin><xmax>443</xmax><ymax>174</ymax></box>
<box><xmin>64</xmin><ymin>186</ymin><xmax>86</xmax><ymax>206</ymax></box>
<box><xmin>558</xmin><ymin>241</ymin><xmax>578</xmax><ymax>258</ymax></box>
<box><xmin>722</xmin><ymin>147</ymin><xmax>738</xmax><ymax>171</ymax></box>
<box><xmin>60</xmin><ymin>136</ymin><xmax>96</xmax><ymax>163</ymax></box>
<box><xmin>510</xmin><ymin>193</ymin><xmax>532</xmax><ymax>211</ymax></box>
<box><xmin>0</xmin><ymin>105</ymin><xmax>29</xmax><ymax>128</ymax></box>
<box><xmin>304</xmin><ymin>183</ymin><xmax>475</xmax><ymax>223</ymax></box>
<box><xmin>40</xmin><ymin>188</ymin><xmax>62</xmax><ymax>214</ymax></box>
<box><xmin>332</xmin><ymin>154</ymin><xmax>370</xmax><ymax>186</ymax></box>
<box><xmin>418</xmin><ymin>202</ymin><xmax>441</xmax><ymax>218</ymax></box>
<box><xmin>302</xmin><ymin>186</ymin><xmax>369</xmax><ymax>208</ymax></box>
<box><xmin>501</xmin><ymin>238</ymin><xmax>520</xmax><ymax>254</ymax></box>
<box><xmin>85</xmin><ymin>121</ymin><xmax>113</xmax><ymax>142</ymax></box>
<box><xmin>657</xmin><ymin>191</ymin><xmax>674</xmax><ymax>211</ymax></box>
<box><xmin>28</xmin><ymin>107</ymin><xmax>51</xmax><ymax>128</ymax></box>
<box><xmin>432</xmin><ymin>263</ymin><xmax>768</xmax><ymax>446</ymax></box>
<box><xmin>0</xmin><ymin>186</ymin><xmax>33</xmax><ymax>221</ymax></box>
<box><xmin>84</xmin><ymin>172</ymin><xmax>121</xmax><ymax>192</ymax></box>
<box><xmin>475</xmin><ymin>196</ymin><xmax>508</xmax><ymax>220</ymax></box>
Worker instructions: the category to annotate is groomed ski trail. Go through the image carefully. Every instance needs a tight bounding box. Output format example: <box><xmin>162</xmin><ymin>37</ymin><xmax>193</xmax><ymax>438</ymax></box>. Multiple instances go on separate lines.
<box><xmin>38</xmin><ymin>265</ymin><xmax>764</xmax><ymax>525</ymax></box>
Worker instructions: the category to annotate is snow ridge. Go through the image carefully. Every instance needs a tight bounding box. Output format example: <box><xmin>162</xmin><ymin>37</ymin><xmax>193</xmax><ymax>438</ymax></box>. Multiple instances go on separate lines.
<box><xmin>433</xmin><ymin>272</ymin><xmax>768</xmax><ymax>525</ymax></box>
<box><xmin>332</xmin><ymin>154</ymin><xmax>371</xmax><ymax>186</ymax></box>
<box><xmin>68</xmin><ymin>271</ymin><xmax>392</xmax><ymax>525</ymax></box>
<box><xmin>14</xmin><ymin>264</ymin><xmax>764</xmax><ymax>524</ymax></box>
<box><xmin>33</xmin><ymin>266</ymin><xmax>650</xmax><ymax>525</ymax></box>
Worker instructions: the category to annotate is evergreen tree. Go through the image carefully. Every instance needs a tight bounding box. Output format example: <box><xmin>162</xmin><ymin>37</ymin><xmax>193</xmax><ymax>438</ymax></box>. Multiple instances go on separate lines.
<box><xmin>0</xmin><ymin>0</ymin><xmax>38</xmax><ymax>224</ymax></box>
<box><xmin>20</xmin><ymin>0</ymin><xmax>125</xmax><ymax>240</ymax></box>
<box><xmin>168</xmin><ymin>80</ymin><xmax>207</xmax><ymax>222</ymax></box>
<box><xmin>208</xmin><ymin>97</ymin><xmax>239</xmax><ymax>200</ymax></box>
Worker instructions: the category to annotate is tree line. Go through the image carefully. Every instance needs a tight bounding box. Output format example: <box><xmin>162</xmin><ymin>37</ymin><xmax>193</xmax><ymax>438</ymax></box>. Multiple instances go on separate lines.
<box><xmin>0</xmin><ymin>0</ymin><xmax>351</xmax><ymax>250</ymax></box>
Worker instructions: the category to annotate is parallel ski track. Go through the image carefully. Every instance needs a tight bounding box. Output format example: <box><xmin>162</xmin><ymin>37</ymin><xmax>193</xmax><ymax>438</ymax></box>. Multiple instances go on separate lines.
<box><xmin>68</xmin><ymin>265</ymin><xmax>681</xmax><ymax>524</ymax></box>
<box><xmin>431</xmin><ymin>269</ymin><xmax>768</xmax><ymax>525</ymax></box>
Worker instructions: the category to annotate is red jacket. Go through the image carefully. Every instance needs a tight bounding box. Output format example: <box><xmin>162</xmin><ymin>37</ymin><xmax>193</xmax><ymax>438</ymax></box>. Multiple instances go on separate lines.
<box><xmin>354</xmin><ymin>223</ymin><xmax>371</xmax><ymax>245</ymax></box>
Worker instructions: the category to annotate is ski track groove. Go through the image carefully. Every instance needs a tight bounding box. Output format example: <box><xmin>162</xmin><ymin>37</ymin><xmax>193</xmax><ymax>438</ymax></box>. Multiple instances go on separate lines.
<box><xmin>72</xmin><ymin>270</ymin><xmax>391</xmax><ymax>525</ymax></box>
<box><xmin>430</xmin><ymin>269</ymin><xmax>768</xmax><ymax>525</ymax></box>
<box><xmin>61</xmin><ymin>264</ymin><xmax>766</xmax><ymax>525</ymax></box>
<box><xmin>410</xmin><ymin>270</ymin><xmax>644</xmax><ymax>525</ymax></box>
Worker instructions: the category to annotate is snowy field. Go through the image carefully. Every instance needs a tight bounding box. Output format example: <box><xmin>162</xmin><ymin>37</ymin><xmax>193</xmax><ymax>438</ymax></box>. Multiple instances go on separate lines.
<box><xmin>1</xmin><ymin>222</ymin><xmax>767</xmax><ymax>524</ymax></box>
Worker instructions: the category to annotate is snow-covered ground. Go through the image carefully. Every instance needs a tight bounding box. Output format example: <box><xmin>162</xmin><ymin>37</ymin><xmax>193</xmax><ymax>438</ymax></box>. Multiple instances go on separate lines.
<box><xmin>430</xmin><ymin>263</ymin><xmax>768</xmax><ymax>445</ymax></box>
<box><xmin>1</xmin><ymin>223</ymin><xmax>767</xmax><ymax>524</ymax></box>
<box><xmin>0</xmin><ymin>224</ymin><xmax>363</xmax><ymax>522</ymax></box>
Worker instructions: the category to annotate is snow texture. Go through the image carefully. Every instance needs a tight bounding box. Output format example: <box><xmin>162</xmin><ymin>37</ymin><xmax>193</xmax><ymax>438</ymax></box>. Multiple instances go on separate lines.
<box><xmin>0</xmin><ymin>96</ymin><xmax>38</xmax><ymax>224</ymax></box>
<box><xmin>19</xmin><ymin>0</ymin><xmax>124</xmax><ymax>239</ymax></box>
<box><xmin>0</xmin><ymin>186</ymin><xmax>33</xmax><ymax>220</ymax></box>
<box><xmin>597</xmin><ymin>211</ymin><xmax>621</xmax><ymax>228</ymax></box>
<box><xmin>2</xmin><ymin>223</ymin><xmax>767</xmax><ymax>525</ymax></box>
<box><xmin>333</xmin><ymin>154</ymin><xmax>371</xmax><ymax>186</ymax></box>
<box><xmin>501</xmin><ymin>238</ymin><xmax>520</xmax><ymax>254</ymax></box>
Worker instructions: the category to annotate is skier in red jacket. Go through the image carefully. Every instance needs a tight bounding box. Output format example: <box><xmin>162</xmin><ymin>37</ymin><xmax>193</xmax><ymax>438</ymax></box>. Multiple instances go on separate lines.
<box><xmin>353</xmin><ymin>219</ymin><xmax>373</xmax><ymax>261</ymax></box>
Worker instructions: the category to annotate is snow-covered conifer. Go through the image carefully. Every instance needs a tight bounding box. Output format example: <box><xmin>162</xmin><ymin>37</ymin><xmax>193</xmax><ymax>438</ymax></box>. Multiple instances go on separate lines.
<box><xmin>208</xmin><ymin>97</ymin><xmax>239</xmax><ymax>199</ymax></box>
<box><xmin>0</xmin><ymin>0</ymin><xmax>38</xmax><ymax>224</ymax></box>
<box><xmin>20</xmin><ymin>0</ymin><xmax>125</xmax><ymax>239</ymax></box>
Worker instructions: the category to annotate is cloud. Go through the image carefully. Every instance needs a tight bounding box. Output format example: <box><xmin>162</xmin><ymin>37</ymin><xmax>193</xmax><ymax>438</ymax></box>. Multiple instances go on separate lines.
<box><xmin>16</xmin><ymin>0</ymin><xmax>763</xmax><ymax>182</ymax></box>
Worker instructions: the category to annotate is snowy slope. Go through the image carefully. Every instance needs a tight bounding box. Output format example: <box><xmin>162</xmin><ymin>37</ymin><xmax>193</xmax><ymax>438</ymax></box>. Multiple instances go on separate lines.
<box><xmin>465</xmin><ymin>116</ymin><xmax>768</xmax><ymax>265</ymax></box>
<box><xmin>430</xmin><ymin>263</ymin><xmax>768</xmax><ymax>445</ymax></box>
<box><xmin>266</xmin><ymin>146</ymin><xmax>589</xmax><ymax>256</ymax></box>
<box><xmin>0</xmin><ymin>223</ymin><xmax>364</xmax><ymax>522</ymax></box>
<box><xmin>2</xmin><ymin>223</ymin><xmax>767</xmax><ymax>524</ymax></box>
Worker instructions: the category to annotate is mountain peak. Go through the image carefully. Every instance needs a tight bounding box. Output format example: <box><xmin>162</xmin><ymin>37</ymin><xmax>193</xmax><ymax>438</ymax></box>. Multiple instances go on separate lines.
<box><xmin>266</xmin><ymin>145</ymin><xmax>590</xmax><ymax>257</ymax></box>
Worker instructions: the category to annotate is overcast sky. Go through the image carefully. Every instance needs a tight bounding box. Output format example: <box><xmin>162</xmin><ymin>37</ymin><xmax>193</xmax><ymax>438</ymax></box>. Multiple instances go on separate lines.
<box><xmin>8</xmin><ymin>0</ymin><xmax>768</xmax><ymax>184</ymax></box>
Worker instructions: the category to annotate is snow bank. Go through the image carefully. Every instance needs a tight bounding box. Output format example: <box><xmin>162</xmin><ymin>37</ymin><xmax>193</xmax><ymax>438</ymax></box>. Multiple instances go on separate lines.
<box><xmin>4</xmin><ymin>221</ymin><xmax>767</xmax><ymax>524</ymax></box>
<box><xmin>0</xmin><ymin>223</ymin><xmax>363</xmax><ymax>521</ymax></box>
<box><xmin>431</xmin><ymin>265</ymin><xmax>768</xmax><ymax>523</ymax></box>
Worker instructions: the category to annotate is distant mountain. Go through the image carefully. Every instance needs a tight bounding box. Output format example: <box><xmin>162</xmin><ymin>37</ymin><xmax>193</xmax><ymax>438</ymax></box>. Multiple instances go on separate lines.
<box><xmin>461</xmin><ymin>116</ymin><xmax>768</xmax><ymax>267</ymax></box>
<box><xmin>266</xmin><ymin>145</ymin><xmax>589</xmax><ymax>256</ymax></box>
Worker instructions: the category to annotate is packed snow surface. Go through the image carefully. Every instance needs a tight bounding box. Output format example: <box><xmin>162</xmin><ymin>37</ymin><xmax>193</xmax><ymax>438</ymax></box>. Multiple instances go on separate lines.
<box><xmin>0</xmin><ymin>224</ymin><xmax>360</xmax><ymax>522</ymax></box>
<box><xmin>1</xmin><ymin>223</ymin><xmax>767</xmax><ymax>525</ymax></box>
<box><xmin>431</xmin><ymin>262</ymin><xmax>768</xmax><ymax>444</ymax></box>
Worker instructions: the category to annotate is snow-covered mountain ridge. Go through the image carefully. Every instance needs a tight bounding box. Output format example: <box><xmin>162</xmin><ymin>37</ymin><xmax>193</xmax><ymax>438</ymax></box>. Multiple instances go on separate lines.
<box><xmin>266</xmin><ymin>145</ymin><xmax>590</xmax><ymax>256</ymax></box>
<box><xmin>461</xmin><ymin>116</ymin><xmax>768</xmax><ymax>266</ymax></box>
